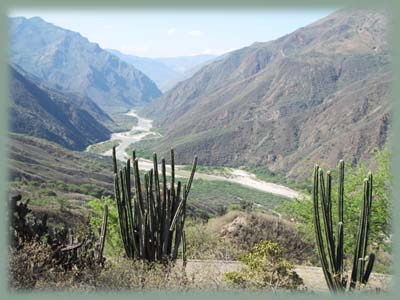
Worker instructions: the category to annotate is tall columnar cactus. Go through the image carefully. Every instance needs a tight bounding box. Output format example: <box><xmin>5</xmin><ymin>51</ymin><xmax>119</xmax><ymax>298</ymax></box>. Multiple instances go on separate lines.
<box><xmin>313</xmin><ymin>160</ymin><xmax>375</xmax><ymax>292</ymax></box>
<box><xmin>112</xmin><ymin>146</ymin><xmax>197</xmax><ymax>262</ymax></box>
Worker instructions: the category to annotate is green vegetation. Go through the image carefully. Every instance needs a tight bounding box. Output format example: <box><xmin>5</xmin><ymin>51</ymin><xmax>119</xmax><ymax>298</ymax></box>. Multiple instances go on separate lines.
<box><xmin>180</xmin><ymin>164</ymin><xmax>230</xmax><ymax>176</ymax></box>
<box><xmin>223</xmin><ymin>241</ymin><xmax>304</xmax><ymax>291</ymax></box>
<box><xmin>88</xmin><ymin>197</ymin><xmax>124</xmax><ymax>257</ymax></box>
<box><xmin>245</xmin><ymin>165</ymin><xmax>310</xmax><ymax>192</ymax></box>
<box><xmin>125</xmin><ymin>138</ymin><xmax>160</xmax><ymax>160</ymax></box>
<box><xmin>188</xmin><ymin>178</ymin><xmax>290</xmax><ymax>217</ymax></box>
<box><xmin>10</xmin><ymin>179</ymin><xmax>112</xmax><ymax>204</ymax></box>
<box><xmin>88</xmin><ymin>140</ymin><xmax>121</xmax><ymax>154</ymax></box>
<box><xmin>280</xmin><ymin>148</ymin><xmax>391</xmax><ymax>273</ymax></box>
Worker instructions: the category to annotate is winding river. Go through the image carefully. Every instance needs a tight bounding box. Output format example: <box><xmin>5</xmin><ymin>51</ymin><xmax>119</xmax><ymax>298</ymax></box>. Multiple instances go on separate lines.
<box><xmin>91</xmin><ymin>110</ymin><xmax>303</xmax><ymax>200</ymax></box>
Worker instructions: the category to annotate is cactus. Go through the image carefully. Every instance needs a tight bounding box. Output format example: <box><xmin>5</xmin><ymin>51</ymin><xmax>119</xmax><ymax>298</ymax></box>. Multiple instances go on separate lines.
<box><xmin>95</xmin><ymin>204</ymin><xmax>108</xmax><ymax>266</ymax></box>
<box><xmin>313</xmin><ymin>160</ymin><xmax>375</xmax><ymax>292</ymax></box>
<box><xmin>112</xmin><ymin>146</ymin><xmax>197</xmax><ymax>262</ymax></box>
<box><xmin>10</xmin><ymin>194</ymin><xmax>109</xmax><ymax>270</ymax></box>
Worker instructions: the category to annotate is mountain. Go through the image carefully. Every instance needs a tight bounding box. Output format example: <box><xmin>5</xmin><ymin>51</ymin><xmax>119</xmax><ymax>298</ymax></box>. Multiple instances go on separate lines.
<box><xmin>9</xmin><ymin>65</ymin><xmax>112</xmax><ymax>151</ymax></box>
<box><xmin>155</xmin><ymin>55</ymin><xmax>216</xmax><ymax>74</ymax></box>
<box><xmin>107</xmin><ymin>49</ymin><xmax>216</xmax><ymax>91</ymax></box>
<box><xmin>9</xmin><ymin>16</ymin><xmax>162</xmax><ymax>112</ymax></box>
<box><xmin>142</xmin><ymin>9</ymin><xmax>391</xmax><ymax>179</ymax></box>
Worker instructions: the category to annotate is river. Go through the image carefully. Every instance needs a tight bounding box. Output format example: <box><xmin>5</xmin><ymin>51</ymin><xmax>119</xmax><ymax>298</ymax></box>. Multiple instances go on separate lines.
<box><xmin>91</xmin><ymin>109</ymin><xmax>303</xmax><ymax>200</ymax></box>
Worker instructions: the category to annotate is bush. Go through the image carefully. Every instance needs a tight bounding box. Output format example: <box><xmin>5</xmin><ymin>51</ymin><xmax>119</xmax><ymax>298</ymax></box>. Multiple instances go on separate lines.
<box><xmin>87</xmin><ymin>197</ymin><xmax>124</xmax><ymax>257</ymax></box>
<box><xmin>9</xmin><ymin>195</ymin><xmax>106</xmax><ymax>290</ymax></box>
<box><xmin>223</xmin><ymin>240</ymin><xmax>305</xmax><ymax>291</ymax></box>
<box><xmin>184</xmin><ymin>218</ymin><xmax>242</xmax><ymax>260</ymax></box>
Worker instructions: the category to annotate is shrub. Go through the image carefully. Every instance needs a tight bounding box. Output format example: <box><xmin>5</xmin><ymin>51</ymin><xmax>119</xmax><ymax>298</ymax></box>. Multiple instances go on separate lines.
<box><xmin>88</xmin><ymin>197</ymin><xmax>124</xmax><ymax>257</ymax></box>
<box><xmin>224</xmin><ymin>240</ymin><xmax>304</xmax><ymax>291</ymax></box>
<box><xmin>9</xmin><ymin>195</ymin><xmax>108</xmax><ymax>290</ymax></box>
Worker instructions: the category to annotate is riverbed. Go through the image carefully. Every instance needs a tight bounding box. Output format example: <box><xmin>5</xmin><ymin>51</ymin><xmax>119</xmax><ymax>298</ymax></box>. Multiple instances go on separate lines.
<box><xmin>90</xmin><ymin>109</ymin><xmax>303</xmax><ymax>200</ymax></box>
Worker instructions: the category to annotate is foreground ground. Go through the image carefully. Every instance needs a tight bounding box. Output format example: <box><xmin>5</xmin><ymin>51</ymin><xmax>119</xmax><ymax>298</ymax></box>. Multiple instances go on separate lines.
<box><xmin>183</xmin><ymin>260</ymin><xmax>391</xmax><ymax>292</ymax></box>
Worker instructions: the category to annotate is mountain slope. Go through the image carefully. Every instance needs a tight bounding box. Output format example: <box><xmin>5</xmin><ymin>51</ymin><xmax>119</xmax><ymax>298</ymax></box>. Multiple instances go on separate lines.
<box><xmin>142</xmin><ymin>9</ymin><xmax>391</xmax><ymax>179</ymax></box>
<box><xmin>9</xmin><ymin>133</ymin><xmax>114</xmax><ymax>191</ymax></box>
<box><xmin>107</xmin><ymin>49</ymin><xmax>216</xmax><ymax>91</ymax></box>
<box><xmin>9</xmin><ymin>16</ymin><xmax>162</xmax><ymax>111</ymax></box>
<box><xmin>9</xmin><ymin>65</ymin><xmax>111</xmax><ymax>151</ymax></box>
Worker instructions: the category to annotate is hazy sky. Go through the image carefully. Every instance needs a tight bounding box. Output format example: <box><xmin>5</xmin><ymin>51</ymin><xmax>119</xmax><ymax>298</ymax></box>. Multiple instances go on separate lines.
<box><xmin>9</xmin><ymin>9</ymin><xmax>336</xmax><ymax>58</ymax></box>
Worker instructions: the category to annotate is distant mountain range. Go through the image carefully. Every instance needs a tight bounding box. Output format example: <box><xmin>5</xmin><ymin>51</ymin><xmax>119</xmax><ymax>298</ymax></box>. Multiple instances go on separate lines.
<box><xmin>107</xmin><ymin>49</ymin><xmax>216</xmax><ymax>91</ymax></box>
<box><xmin>9</xmin><ymin>65</ymin><xmax>111</xmax><ymax>151</ymax></box>
<box><xmin>142</xmin><ymin>9</ymin><xmax>391</xmax><ymax>179</ymax></box>
<box><xmin>9</xmin><ymin>16</ymin><xmax>162</xmax><ymax>112</ymax></box>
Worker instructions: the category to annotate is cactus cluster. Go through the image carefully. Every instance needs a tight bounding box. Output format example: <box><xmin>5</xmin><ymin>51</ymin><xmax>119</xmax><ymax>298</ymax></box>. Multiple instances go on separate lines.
<box><xmin>112</xmin><ymin>146</ymin><xmax>197</xmax><ymax>263</ymax></box>
<box><xmin>313</xmin><ymin>160</ymin><xmax>375</xmax><ymax>292</ymax></box>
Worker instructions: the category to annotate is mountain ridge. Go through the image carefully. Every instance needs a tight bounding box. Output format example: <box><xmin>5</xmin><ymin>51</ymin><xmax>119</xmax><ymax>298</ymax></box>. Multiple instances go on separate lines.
<box><xmin>142</xmin><ymin>9</ymin><xmax>391</xmax><ymax>179</ymax></box>
<box><xmin>9</xmin><ymin>16</ymin><xmax>162</xmax><ymax>112</ymax></box>
<box><xmin>9</xmin><ymin>65</ymin><xmax>112</xmax><ymax>151</ymax></box>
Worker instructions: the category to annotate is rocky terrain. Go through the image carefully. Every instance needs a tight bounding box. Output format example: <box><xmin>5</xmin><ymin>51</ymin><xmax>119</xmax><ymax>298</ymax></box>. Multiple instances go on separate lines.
<box><xmin>143</xmin><ymin>9</ymin><xmax>391</xmax><ymax>179</ymax></box>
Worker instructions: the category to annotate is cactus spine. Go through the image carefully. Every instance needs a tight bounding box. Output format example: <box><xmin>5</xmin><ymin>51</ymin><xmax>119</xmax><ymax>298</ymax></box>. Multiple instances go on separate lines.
<box><xmin>313</xmin><ymin>160</ymin><xmax>375</xmax><ymax>292</ymax></box>
<box><xmin>112</xmin><ymin>146</ymin><xmax>197</xmax><ymax>262</ymax></box>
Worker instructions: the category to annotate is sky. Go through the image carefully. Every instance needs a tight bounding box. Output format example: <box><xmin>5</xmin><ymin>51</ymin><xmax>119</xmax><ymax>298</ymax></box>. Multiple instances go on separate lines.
<box><xmin>8</xmin><ymin>9</ymin><xmax>337</xmax><ymax>58</ymax></box>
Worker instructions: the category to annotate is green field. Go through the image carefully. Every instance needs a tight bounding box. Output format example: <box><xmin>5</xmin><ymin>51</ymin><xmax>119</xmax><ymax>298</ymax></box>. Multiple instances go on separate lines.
<box><xmin>88</xmin><ymin>140</ymin><xmax>121</xmax><ymax>154</ymax></box>
<box><xmin>187</xmin><ymin>178</ymin><xmax>291</xmax><ymax>218</ymax></box>
<box><xmin>125</xmin><ymin>138</ymin><xmax>160</xmax><ymax>159</ymax></box>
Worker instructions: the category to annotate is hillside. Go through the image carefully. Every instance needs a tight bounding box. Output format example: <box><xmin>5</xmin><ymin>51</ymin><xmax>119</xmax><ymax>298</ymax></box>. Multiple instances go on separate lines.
<box><xmin>9</xmin><ymin>66</ymin><xmax>114</xmax><ymax>151</ymax></box>
<box><xmin>8</xmin><ymin>133</ymin><xmax>113</xmax><ymax>188</ymax></box>
<box><xmin>142</xmin><ymin>9</ymin><xmax>391</xmax><ymax>179</ymax></box>
<box><xmin>9</xmin><ymin>16</ymin><xmax>162</xmax><ymax>111</ymax></box>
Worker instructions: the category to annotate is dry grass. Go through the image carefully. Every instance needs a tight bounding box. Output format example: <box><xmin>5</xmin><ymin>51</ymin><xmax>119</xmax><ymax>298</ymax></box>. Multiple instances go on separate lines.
<box><xmin>205</xmin><ymin>211</ymin><xmax>316</xmax><ymax>264</ymax></box>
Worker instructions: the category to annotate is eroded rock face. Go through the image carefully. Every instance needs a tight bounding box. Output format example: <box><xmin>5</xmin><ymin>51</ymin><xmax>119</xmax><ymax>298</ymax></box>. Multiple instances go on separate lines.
<box><xmin>143</xmin><ymin>9</ymin><xmax>391</xmax><ymax>179</ymax></box>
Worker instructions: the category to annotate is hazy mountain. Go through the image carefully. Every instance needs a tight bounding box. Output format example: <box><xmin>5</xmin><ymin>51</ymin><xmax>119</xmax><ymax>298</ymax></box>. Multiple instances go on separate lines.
<box><xmin>143</xmin><ymin>9</ymin><xmax>391</xmax><ymax>179</ymax></box>
<box><xmin>9</xmin><ymin>16</ymin><xmax>162</xmax><ymax>112</ymax></box>
<box><xmin>106</xmin><ymin>49</ymin><xmax>177</xmax><ymax>91</ymax></box>
<box><xmin>155</xmin><ymin>55</ymin><xmax>216</xmax><ymax>73</ymax></box>
<box><xmin>107</xmin><ymin>49</ymin><xmax>216</xmax><ymax>91</ymax></box>
<box><xmin>9</xmin><ymin>65</ymin><xmax>112</xmax><ymax>151</ymax></box>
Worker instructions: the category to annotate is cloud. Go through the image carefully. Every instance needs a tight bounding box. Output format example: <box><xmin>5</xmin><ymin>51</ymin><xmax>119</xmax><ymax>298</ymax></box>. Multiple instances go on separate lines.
<box><xmin>103</xmin><ymin>25</ymin><xmax>113</xmax><ymax>30</ymax></box>
<box><xmin>188</xmin><ymin>30</ymin><xmax>204</xmax><ymax>37</ymax></box>
<box><xmin>167</xmin><ymin>28</ymin><xmax>177</xmax><ymax>35</ymax></box>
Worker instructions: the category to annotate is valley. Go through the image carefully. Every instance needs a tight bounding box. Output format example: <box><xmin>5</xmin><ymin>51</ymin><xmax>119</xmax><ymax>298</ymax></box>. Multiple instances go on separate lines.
<box><xmin>89</xmin><ymin>109</ymin><xmax>303</xmax><ymax>199</ymax></box>
<box><xmin>6</xmin><ymin>8</ymin><xmax>393</xmax><ymax>293</ymax></box>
